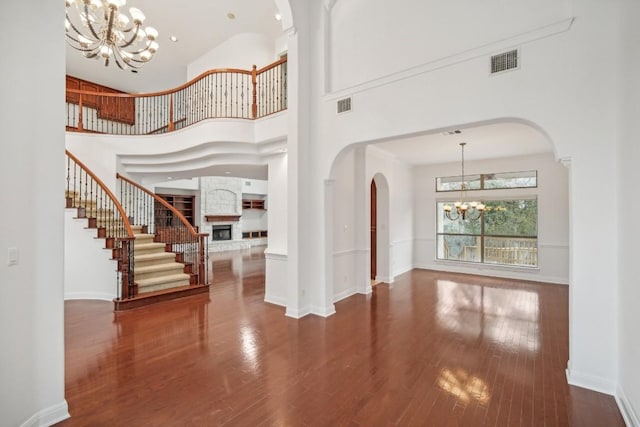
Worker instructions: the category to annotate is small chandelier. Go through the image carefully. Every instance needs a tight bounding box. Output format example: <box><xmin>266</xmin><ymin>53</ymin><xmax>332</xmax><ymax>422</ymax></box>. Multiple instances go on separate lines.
<box><xmin>443</xmin><ymin>142</ymin><xmax>485</xmax><ymax>221</ymax></box>
<box><xmin>65</xmin><ymin>0</ymin><xmax>159</xmax><ymax>71</ymax></box>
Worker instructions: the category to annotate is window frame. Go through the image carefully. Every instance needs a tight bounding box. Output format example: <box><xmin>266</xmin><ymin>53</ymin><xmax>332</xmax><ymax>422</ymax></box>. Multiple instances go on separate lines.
<box><xmin>435</xmin><ymin>196</ymin><xmax>538</xmax><ymax>268</ymax></box>
<box><xmin>435</xmin><ymin>170</ymin><xmax>537</xmax><ymax>192</ymax></box>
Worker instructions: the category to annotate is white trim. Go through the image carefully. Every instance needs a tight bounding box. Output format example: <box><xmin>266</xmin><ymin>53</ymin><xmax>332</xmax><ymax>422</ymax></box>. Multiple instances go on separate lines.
<box><xmin>565</xmin><ymin>368</ymin><xmax>616</xmax><ymax>396</ymax></box>
<box><xmin>375</xmin><ymin>275</ymin><xmax>393</xmax><ymax>283</ymax></box>
<box><xmin>264</xmin><ymin>294</ymin><xmax>287</xmax><ymax>307</ymax></box>
<box><xmin>64</xmin><ymin>291</ymin><xmax>115</xmax><ymax>301</ymax></box>
<box><xmin>390</xmin><ymin>238</ymin><xmax>413</xmax><ymax>246</ymax></box>
<box><xmin>311</xmin><ymin>304</ymin><xmax>337</xmax><ymax>317</ymax></box>
<box><xmin>324</xmin><ymin>18</ymin><xmax>574</xmax><ymax>100</ymax></box>
<box><xmin>333</xmin><ymin>288</ymin><xmax>357</xmax><ymax>303</ymax></box>
<box><xmin>264</xmin><ymin>251</ymin><xmax>287</xmax><ymax>261</ymax></box>
<box><xmin>333</xmin><ymin>248</ymin><xmax>365</xmax><ymax>258</ymax></box>
<box><xmin>616</xmin><ymin>385</ymin><xmax>640</xmax><ymax>427</ymax></box>
<box><xmin>285</xmin><ymin>306</ymin><xmax>311</xmax><ymax>319</ymax></box>
<box><xmin>19</xmin><ymin>401</ymin><xmax>69</xmax><ymax>427</ymax></box>
<box><xmin>415</xmin><ymin>263</ymin><xmax>568</xmax><ymax>285</ymax></box>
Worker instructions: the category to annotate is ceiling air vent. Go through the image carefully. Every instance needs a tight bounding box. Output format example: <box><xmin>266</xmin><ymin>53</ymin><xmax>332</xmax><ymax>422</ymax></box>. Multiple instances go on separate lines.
<box><xmin>337</xmin><ymin>97</ymin><xmax>352</xmax><ymax>114</ymax></box>
<box><xmin>491</xmin><ymin>49</ymin><xmax>519</xmax><ymax>74</ymax></box>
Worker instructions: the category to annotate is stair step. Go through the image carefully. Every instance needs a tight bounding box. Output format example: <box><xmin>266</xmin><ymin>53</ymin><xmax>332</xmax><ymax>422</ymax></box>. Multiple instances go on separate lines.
<box><xmin>136</xmin><ymin>273</ymin><xmax>191</xmax><ymax>294</ymax></box>
<box><xmin>134</xmin><ymin>262</ymin><xmax>186</xmax><ymax>281</ymax></box>
<box><xmin>134</xmin><ymin>233</ymin><xmax>156</xmax><ymax>243</ymax></box>
<box><xmin>135</xmin><ymin>251</ymin><xmax>177</xmax><ymax>267</ymax></box>
<box><xmin>134</xmin><ymin>242</ymin><xmax>167</xmax><ymax>255</ymax></box>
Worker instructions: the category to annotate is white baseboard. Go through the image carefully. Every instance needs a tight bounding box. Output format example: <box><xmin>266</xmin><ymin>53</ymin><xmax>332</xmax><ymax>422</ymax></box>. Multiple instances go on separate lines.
<box><xmin>285</xmin><ymin>306</ymin><xmax>311</xmax><ymax>319</ymax></box>
<box><xmin>333</xmin><ymin>288</ymin><xmax>357</xmax><ymax>303</ymax></box>
<box><xmin>617</xmin><ymin>385</ymin><xmax>640</xmax><ymax>427</ymax></box>
<box><xmin>20</xmin><ymin>401</ymin><xmax>69</xmax><ymax>427</ymax></box>
<box><xmin>64</xmin><ymin>292</ymin><xmax>115</xmax><ymax>301</ymax></box>
<box><xmin>375</xmin><ymin>275</ymin><xmax>392</xmax><ymax>283</ymax></box>
<box><xmin>264</xmin><ymin>294</ymin><xmax>287</xmax><ymax>307</ymax></box>
<box><xmin>311</xmin><ymin>304</ymin><xmax>336</xmax><ymax>317</ymax></box>
<box><xmin>565</xmin><ymin>368</ymin><xmax>616</xmax><ymax>396</ymax></box>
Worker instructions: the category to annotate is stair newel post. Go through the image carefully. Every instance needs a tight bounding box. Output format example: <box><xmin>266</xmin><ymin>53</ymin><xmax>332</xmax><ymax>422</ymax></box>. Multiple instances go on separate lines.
<box><xmin>66</xmin><ymin>156</ymin><xmax>72</xmax><ymax>208</ymax></box>
<box><xmin>119</xmin><ymin>237</ymin><xmax>136</xmax><ymax>299</ymax></box>
<box><xmin>251</xmin><ymin>65</ymin><xmax>258</xmax><ymax>119</ymax></box>
<box><xmin>198</xmin><ymin>234</ymin><xmax>206</xmax><ymax>285</ymax></box>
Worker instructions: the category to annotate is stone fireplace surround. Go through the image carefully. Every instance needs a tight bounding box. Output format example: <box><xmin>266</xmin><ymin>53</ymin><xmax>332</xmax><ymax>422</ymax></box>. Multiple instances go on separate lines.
<box><xmin>201</xmin><ymin>177</ymin><xmax>252</xmax><ymax>252</ymax></box>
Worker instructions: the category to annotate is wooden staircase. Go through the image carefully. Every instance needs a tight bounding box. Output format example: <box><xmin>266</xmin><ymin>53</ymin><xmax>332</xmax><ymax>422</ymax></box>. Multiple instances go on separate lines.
<box><xmin>66</xmin><ymin>191</ymin><xmax>209</xmax><ymax>310</ymax></box>
<box><xmin>132</xmin><ymin>229</ymin><xmax>192</xmax><ymax>292</ymax></box>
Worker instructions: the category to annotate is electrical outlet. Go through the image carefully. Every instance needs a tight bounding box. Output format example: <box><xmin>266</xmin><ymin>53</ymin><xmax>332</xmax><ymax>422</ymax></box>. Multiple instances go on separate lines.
<box><xmin>7</xmin><ymin>247</ymin><xmax>18</xmax><ymax>266</ymax></box>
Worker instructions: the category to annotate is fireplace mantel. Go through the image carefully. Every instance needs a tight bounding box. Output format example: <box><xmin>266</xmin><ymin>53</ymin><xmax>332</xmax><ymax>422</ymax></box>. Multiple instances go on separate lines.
<box><xmin>205</xmin><ymin>215</ymin><xmax>241</xmax><ymax>222</ymax></box>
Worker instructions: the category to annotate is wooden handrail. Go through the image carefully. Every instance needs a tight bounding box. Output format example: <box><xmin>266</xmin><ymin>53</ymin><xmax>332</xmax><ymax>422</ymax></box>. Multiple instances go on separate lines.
<box><xmin>66</xmin><ymin>150</ymin><xmax>134</xmax><ymax>238</ymax></box>
<box><xmin>66</xmin><ymin>65</ymin><xmax>262</xmax><ymax>99</ymax></box>
<box><xmin>116</xmin><ymin>173</ymin><xmax>206</xmax><ymax>238</ymax></box>
<box><xmin>256</xmin><ymin>56</ymin><xmax>287</xmax><ymax>74</ymax></box>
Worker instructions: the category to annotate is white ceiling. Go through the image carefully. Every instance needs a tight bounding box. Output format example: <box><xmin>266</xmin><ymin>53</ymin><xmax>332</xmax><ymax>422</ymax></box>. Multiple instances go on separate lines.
<box><xmin>373</xmin><ymin>122</ymin><xmax>553</xmax><ymax>165</ymax></box>
<box><xmin>65</xmin><ymin>0</ymin><xmax>283</xmax><ymax>93</ymax></box>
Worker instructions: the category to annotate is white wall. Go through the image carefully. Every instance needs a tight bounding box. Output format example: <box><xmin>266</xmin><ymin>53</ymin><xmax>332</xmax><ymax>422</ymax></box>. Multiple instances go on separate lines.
<box><xmin>330</xmin><ymin>145</ymin><xmax>414</xmax><ymax>302</ymax></box>
<box><xmin>617</xmin><ymin>0</ymin><xmax>640</xmax><ymax>424</ymax></box>
<box><xmin>0</xmin><ymin>2</ymin><xmax>68</xmax><ymax>426</ymax></box>
<box><xmin>328</xmin><ymin>0</ymin><xmax>571</xmax><ymax>92</ymax></box>
<box><xmin>265</xmin><ymin>153</ymin><xmax>288</xmax><ymax>306</ymax></box>
<box><xmin>331</xmin><ymin>148</ymin><xmax>358</xmax><ymax>301</ymax></box>
<box><xmin>66</xmin><ymin>113</ymin><xmax>287</xmax><ymax>193</ymax></box>
<box><xmin>188</xmin><ymin>33</ymin><xmax>277</xmax><ymax>80</ymax></box>
<box><xmin>366</xmin><ymin>147</ymin><xmax>414</xmax><ymax>281</ymax></box>
<box><xmin>414</xmin><ymin>153</ymin><xmax>569</xmax><ymax>284</ymax></box>
<box><xmin>295</xmin><ymin>0</ymin><xmax>618</xmax><ymax>396</ymax></box>
<box><xmin>64</xmin><ymin>210</ymin><xmax>117</xmax><ymax>300</ymax></box>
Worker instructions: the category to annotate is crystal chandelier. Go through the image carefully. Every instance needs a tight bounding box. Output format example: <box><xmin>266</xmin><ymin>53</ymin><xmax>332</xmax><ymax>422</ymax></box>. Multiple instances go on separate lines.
<box><xmin>443</xmin><ymin>143</ymin><xmax>485</xmax><ymax>221</ymax></box>
<box><xmin>65</xmin><ymin>0</ymin><xmax>159</xmax><ymax>72</ymax></box>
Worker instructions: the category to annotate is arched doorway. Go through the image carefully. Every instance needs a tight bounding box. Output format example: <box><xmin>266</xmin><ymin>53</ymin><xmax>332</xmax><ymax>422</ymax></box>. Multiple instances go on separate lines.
<box><xmin>371</xmin><ymin>173</ymin><xmax>390</xmax><ymax>284</ymax></box>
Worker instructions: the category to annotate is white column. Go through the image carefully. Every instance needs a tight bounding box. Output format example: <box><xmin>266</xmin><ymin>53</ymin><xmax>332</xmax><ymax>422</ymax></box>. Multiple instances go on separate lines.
<box><xmin>264</xmin><ymin>152</ymin><xmax>288</xmax><ymax>306</ymax></box>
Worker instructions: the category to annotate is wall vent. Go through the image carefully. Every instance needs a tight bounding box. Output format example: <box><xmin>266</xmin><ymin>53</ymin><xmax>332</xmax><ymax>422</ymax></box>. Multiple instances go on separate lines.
<box><xmin>491</xmin><ymin>49</ymin><xmax>519</xmax><ymax>74</ymax></box>
<box><xmin>245</xmin><ymin>181</ymin><xmax>251</xmax><ymax>186</ymax></box>
<box><xmin>337</xmin><ymin>97</ymin><xmax>352</xmax><ymax>114</ymax></box>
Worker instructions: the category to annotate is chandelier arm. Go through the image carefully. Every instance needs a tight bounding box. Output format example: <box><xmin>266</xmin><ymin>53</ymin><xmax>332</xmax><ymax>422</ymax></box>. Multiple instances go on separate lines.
<box><xmin>112</xmin><ymin>48</ymin><xmax>144</xmax><ymax>70</ymax></box>
<box><xmin>119</xmin><ymin>24</ymin><xmax>143</xmax><ymax>49</ymax></box>
<box><xmin>66</xmin><ymin>14</ymin><xmax>97</xmax><ymax>43</ymax></box>
<box><xmin>467</xmin><ymin>209</ymin><xmax>482</xmax><ymax>221</ymax></box>
<box><xmin>83</xmin><ymin>3</ymin><xmax>102</xmax><ymax>41</ymax></box>
<box><xmin>445</xmin><ymin>210</ymin><xmax>460</xmax><ymax>221</ymax></box>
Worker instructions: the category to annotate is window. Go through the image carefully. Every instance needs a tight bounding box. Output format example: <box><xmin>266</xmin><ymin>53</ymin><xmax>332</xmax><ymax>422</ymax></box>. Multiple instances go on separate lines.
<box><xmin>436</xmin><ymin>198</ymin><xmax>538</xmax><ymax>267</ymax></box>
<box><xmin>436</xmin><ymin>170</ymin><xmax>537</xmax><ymax>192</ymax></box>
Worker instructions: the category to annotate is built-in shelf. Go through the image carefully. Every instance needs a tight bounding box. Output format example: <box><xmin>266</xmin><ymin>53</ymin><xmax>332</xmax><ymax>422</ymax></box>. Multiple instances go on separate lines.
<box><xmin>242</xmin><ymin>199</ymin><xmax>266</xmax><ymax>210</ymax></box>
<box><xmin>205</xmin><ymin>215</ymin><xmax>241</xmax><ymax>222</ymax></box>
<box><xmin>242</xmin><ymin>230</ymin><xmax>268</xmax><ymax>239</ymax></box>
<box><xmin>157</xmin><ymin>194</ymin><xmax>195</xmax><ymax>226</ymax></box>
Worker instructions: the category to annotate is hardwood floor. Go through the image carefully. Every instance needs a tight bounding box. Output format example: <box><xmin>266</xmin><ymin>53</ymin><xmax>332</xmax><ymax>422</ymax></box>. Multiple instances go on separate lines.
<box><xmin>59</xmin><ymin>247</ymin><xmax>624</xmax><ymax>426</ymax></box>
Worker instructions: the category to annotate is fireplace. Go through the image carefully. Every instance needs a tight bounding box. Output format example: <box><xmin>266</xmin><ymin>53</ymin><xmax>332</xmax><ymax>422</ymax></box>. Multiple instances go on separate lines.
<box><xmin>211</xmin><ymin>225</ymin><xmax>232</xmax><ymax>241</ymax></box>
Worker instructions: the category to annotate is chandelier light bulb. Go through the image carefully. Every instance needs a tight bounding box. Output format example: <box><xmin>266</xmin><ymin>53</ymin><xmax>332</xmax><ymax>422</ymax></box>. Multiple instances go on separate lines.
<box><xmin>129</xmin><ymin>7</ymin><xmax>145</xmax><ymax>24</ymax></box>
<box><xmin>145</xmin><ymin>26</ymin><xmax>158</xmax><ymax>40</ymax></box>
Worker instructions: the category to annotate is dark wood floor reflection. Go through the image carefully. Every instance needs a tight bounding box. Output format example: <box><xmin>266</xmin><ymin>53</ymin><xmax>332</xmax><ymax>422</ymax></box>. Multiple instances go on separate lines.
<box><xmin>59</xmin><ymin>247</ymin><xmax>624</xmax><ymax>426</ymax></box>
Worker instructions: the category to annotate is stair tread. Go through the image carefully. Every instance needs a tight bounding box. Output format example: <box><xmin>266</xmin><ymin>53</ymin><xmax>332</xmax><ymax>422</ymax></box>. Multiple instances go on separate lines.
<box><xmin>134</xmin><ymin>233</ymin><xmax>155</xmax><ymax>239</ymax></box>
<box><xmin>135</xmin><ymin>252</ymin><xmax>176</xmax><ymax>261</ymax></box>
<box><xmin>134</xmin><ymin>242</ymin><xmax>166</xmax><ymax>249</ymax></box>
<box><xmin>136</xmin><ymin>273</ymin><xmax>190</xmax><ymax>286</ymax></box>
<box><xmin>135</xmin><ymin>262</ymin><xmax>185</xmax><ymax>273</ymax></box>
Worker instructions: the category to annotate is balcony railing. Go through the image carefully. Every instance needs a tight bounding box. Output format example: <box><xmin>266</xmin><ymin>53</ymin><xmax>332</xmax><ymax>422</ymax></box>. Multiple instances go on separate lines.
<box><xmin>65</xmin><ymin>57</ymin><xmax>287</xmax><ymax>136</ymax></box>
<box><xmin>440</xmin><ymin>236</ymin><xmax>538</xmax><ymax>267</ymax></box>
